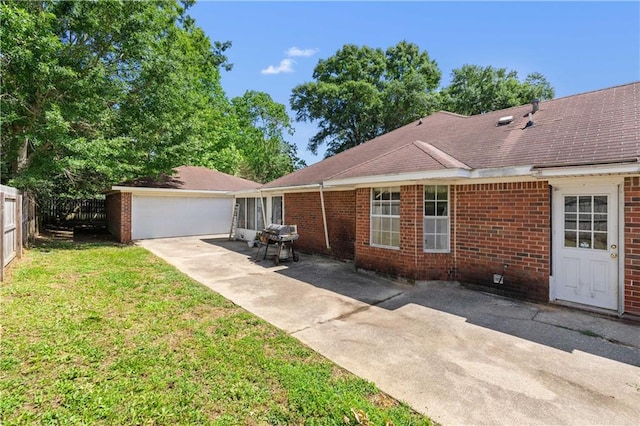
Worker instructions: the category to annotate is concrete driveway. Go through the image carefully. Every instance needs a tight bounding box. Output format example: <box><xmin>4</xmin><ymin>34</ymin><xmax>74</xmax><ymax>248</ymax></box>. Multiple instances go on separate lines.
<box><xmin>138</xmin><ymin>235</ymin><xmax>640</xmax><ymax>426</ymax></box>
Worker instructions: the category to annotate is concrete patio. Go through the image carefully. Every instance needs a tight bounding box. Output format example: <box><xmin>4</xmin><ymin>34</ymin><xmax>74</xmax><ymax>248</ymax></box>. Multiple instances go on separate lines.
<box><xmin>139</xmin><ymin>235</ymin><xmax>640</xmax><ymax>426</ymax></box>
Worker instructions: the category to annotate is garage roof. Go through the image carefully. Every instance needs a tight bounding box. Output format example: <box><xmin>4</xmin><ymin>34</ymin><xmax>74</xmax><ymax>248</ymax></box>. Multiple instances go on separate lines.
<box><xmin>119</xmin><ymin>166</ymin><xmax>260</xmax><ymax>192</ymax></box>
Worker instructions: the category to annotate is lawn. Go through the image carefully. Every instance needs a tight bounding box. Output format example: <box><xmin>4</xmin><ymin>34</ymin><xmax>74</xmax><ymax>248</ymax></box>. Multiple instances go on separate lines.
<box><xmin>0</xmin><ymin>238</ymin><xmax>433</xmax><ymax>425</ymax></box>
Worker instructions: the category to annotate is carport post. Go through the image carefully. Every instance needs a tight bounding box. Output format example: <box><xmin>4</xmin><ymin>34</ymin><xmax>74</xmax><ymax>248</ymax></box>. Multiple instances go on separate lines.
<box><xmin>259</xmin><ymin>191</ymin><xmax>267</xmax><ymax>227</ymax></box>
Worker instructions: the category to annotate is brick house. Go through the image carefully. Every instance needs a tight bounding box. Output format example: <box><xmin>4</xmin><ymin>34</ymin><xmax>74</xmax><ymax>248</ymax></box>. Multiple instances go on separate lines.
<box><xmin>247</xmin><ymin>82</ymin><xmax>640</xmax><ymax>317</ymax></box>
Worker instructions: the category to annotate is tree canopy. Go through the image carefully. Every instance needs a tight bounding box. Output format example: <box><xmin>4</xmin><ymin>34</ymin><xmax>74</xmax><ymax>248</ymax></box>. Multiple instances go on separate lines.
<box><xmin>1</xmin><ymin>0</ymin><xmax>300</xmax><ymax>199</ymax></box>
<box><xmin>229</xmin><ymin>90</ymin><xmax>304</xmax><ymax>183</ymax></box>
<box><xmin>440</xmin><ymin>65</ymin><xmax>555</xmax><ymax>116</ymax></box>
<box><xmin>290</xmin><ymin>41</ymin><xmax>441</xmax><ymax>158</ymax></box>
<box><xmin>291</xmin><ymin>42</ymin><xmax>556</xmax><ymax>158</ymax></box>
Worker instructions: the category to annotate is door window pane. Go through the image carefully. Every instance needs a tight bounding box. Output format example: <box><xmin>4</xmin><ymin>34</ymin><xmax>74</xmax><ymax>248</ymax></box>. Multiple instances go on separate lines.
<box><xmin>579</xmin><ymin>214</ymin><xmax>592</xmax><ymax>230</ymax></box>
<box><xmin>594</xmin><ymin>232</ymin><xmax>607</xmax><ymax>250</ymax></box>
<box><xmin>564</xmin><ymin>195</ymin><xmax>608</xmax><ymax>251</ymax></box>
<box><xmin>578</xmin><ymin>196</ymin><xmax>592</xmax><ymax>213</ymax></box>
<box><xmin>593</xmin><ymin>214</ymin><xmax>607</xmax><ymax>232</ymax></box>
<box><xmin>593</xmin><ymin>196</ymin><xmax>607</xmax><ymax>213</ymax></box>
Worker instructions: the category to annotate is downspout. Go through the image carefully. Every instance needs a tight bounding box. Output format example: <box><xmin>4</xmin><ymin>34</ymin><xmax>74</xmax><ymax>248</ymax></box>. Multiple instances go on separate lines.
<box><xmin>453</xmin><ymin>186</ymin><xmax>457</xmax><ymax>277</ymax></box>
<box><xmin>415</xmin><ymin>186</ymin><xmax>418</xmax><ymax>269</ymax></box>
<box><xmin>319</xmin><ymin>183</ymin><xmax>331</xmax><ymax>250</ymax></box>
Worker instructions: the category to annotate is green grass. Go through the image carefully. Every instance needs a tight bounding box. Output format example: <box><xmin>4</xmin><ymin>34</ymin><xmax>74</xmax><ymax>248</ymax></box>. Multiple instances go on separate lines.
<box><xmin>1</xmin><ymin>239</ymin><xmax>433</xmax><ymax>425</ymax></box>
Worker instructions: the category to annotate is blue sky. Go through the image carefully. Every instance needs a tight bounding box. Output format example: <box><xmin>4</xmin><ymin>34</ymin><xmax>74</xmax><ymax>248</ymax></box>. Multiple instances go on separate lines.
<box><xmin>188</xmin><ymin>1</ymin><xmax>640</xmax><ymax>166</ymax></box>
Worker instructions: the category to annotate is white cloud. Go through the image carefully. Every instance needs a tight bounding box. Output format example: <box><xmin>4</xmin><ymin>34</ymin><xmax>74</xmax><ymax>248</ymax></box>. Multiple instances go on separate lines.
<box><xmin>261</xmin><ymin>59</ymin><xmax>295</xmax><ymax>75</ymax></box>
<box><xmin>285</xmin><ymin>47</ymin><xmax>318</xmax><ymax>57</ymax></box>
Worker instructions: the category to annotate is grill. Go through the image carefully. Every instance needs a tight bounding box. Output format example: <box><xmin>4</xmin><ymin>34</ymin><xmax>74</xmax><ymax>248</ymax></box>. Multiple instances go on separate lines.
<box><xmin>255</xmin><ymin>224</ymin><xmax>299</xmax><ymax>265</ymax></box>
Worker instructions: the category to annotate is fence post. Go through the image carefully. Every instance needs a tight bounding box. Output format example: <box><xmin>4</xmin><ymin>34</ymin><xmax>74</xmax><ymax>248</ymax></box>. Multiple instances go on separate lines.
<box><xmin>1</xmin><ymin>191</ymin><xmax>5</xmax><ymax>281</ymax></box>
<box><xmin>16</xmin><ymin>194</ymin><xmax>23</xmax><ymax>259</ymax></box>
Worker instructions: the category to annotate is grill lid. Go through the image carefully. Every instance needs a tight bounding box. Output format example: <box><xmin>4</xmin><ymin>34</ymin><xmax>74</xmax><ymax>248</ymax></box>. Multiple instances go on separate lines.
<box><xmin>263</xmin><ymin>223</ymin><xmax>297</xmax><ymax>236</ymax></box>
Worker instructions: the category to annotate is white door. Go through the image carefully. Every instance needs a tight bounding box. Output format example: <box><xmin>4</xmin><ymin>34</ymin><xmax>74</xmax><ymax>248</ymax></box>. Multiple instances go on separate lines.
<box><xmin>552</xmin><ymin>184</ymin><xmax>619</xmax><ymax>310</ymax></box>
<box><xmin>132</xmin><ymin>196</ymin><xmax>232</xmax><ymax>240</ymax></box>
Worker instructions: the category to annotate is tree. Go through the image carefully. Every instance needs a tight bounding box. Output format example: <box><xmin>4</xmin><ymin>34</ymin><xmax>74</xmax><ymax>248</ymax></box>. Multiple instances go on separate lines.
<box><xmin>440</xmin><ymin>65</ymin><xmax>555</xmax><ymax>116</ymax></box>
<box><xmin>0</xmin><ymin>0</ymin><xmax>235</xmax><ymax>199</ymax></box>
<box><xmin>229</xmin><ymin>91</ymin><xmax>304</xmax><ymax>183</ymax></box>
<box><xmin>290</xmin><ymin>41</ymin><xmax>441</xmax><ymax>158</ymax></box>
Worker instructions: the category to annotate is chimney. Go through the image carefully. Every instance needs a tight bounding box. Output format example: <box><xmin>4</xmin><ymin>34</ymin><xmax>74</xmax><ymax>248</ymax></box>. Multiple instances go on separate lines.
<box><xmin>531</xmin><ymin>99</ymin><xmax>540</xmax><ymax>113</ymax></box>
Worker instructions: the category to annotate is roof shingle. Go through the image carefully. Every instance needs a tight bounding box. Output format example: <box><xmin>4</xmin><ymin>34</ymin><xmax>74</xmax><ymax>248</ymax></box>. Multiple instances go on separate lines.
<box><xmin>122</xmin><ymin>166</ymin><xmax>260</xmax><ymax>191</ymax></box>
<box><xmin>264</xmin><ymin>82</ymin><xmax>639</xmax><ymax>188</ymax></box>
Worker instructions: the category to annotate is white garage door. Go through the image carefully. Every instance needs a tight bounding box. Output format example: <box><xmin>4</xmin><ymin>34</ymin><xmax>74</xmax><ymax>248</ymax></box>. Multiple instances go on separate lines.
<box><xmin>132</xmin><ymin>196</ymin><xmax>232</xmax><ymax>240</ymax></box>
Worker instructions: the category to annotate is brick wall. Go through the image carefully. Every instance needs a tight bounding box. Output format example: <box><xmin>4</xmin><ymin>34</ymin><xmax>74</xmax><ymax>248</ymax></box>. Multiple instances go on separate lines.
<box><xmin>353</xmin><ymin>183</ymin><xmax>549</xmax><ymax>297</ymax></box>
<box><xmin>285</xmin><ymin>178</ymin><xmax>638</xmax><ymax>312</ymax></box>
<box><xmin>624</xmin><ymin>176</ymin><xmax>640</xmax><ymax>315</ymax></box>
<box><xmin>106</xmin><ymin>192</ymin><xmax>132</xmax><ymax>243</ymax></box>
<box><xmin>455</xmin><ymin>181</ymin><xmax>550</xmax><ymax>301</ymax></box>
<box><xmin>284</xmin><ymin>190</ymin><xmax>356</xmax><ymax>260</ymax></box>
<box><xmin>354</xmin><ymin>186</ymin><xmax>454</xmax><ymax>280</ymax></box>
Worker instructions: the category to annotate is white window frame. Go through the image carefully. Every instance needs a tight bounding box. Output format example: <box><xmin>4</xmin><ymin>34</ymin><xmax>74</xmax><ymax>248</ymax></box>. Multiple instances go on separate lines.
<box><xmin>424</xmin><ymin>185</ymin><xmax>450</xmax><ymax>253</ymax></box>
<box><xmin>370</xmin><ymin>187</ymin><xmax>401</xmax><ymax>249</ymax></box>
<box><xmin>236</xmin><ymin>197</ymin><xmax>264</xmax><ymax>231</ymax></box>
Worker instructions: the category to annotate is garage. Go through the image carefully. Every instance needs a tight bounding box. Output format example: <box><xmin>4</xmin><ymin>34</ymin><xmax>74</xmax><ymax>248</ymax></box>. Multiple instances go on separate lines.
<box><xmin>106</xmin><ymin>166</ymin><xmax>259</xmax><ymax>242</ymax></box>
<box><xmin>131</xmin><ymin>195</ymin><xmax>232</xmax><ymax>240</ymax></box>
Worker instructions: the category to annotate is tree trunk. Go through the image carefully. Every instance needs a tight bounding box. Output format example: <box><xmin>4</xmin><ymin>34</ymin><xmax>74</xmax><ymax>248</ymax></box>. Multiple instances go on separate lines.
<box><xmin>15</xmin><ymin>136</ymin><xmax>29</xmax><ymax>173</ymax></box>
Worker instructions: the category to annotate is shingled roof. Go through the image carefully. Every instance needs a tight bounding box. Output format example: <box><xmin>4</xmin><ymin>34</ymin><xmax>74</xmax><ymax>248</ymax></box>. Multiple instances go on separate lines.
<box><xmin>121</xmin><ymin>166</ymin><xmax>260</xmax><ymax>192</ymax></box>
<box><xmin>263</xmin><ymin>82</ymin><xmax>639</xmax><ymax>189</ymax></box>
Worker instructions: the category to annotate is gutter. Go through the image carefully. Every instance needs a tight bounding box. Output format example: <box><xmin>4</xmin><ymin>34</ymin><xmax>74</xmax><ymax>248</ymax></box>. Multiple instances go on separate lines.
<box><xmin>258</xmin><ymin>183</ymin><xmax>324</xmax><ymax>193</ymax></box>
<box><xmin>110</xmin><ymin>186</ymin><xmax>229</xmax><ymax>196</ymax></box>
<box><xmin>531</xmin><ymin>160</ymin><xmax>640</xmax><ymax>178</ymax></box>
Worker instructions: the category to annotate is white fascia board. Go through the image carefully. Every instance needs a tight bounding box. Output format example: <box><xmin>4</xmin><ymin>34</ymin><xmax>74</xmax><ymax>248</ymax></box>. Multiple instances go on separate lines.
<box><xmin>469</xmin><ymin>166</ymin><xmax>533</xmax><ymax>179</ymax></box>
<box><xmin>257</xmin><ymin>183</ymin><xmax>322</xmax><ymax>193</ymax></box>
<box><xmin>324</xmin><ymin>169</ymin><xmax>471</xmax><ymax>187</ymax></box>
<box><xmin>229</xmin><ymin>188</ymin><xmax>263</xmax><ymax>196</ymax></box>
<box><xmin>532</xmin><ymin>163</ymin><xmax>640</xmax><ymax>178</ymax></box>
<box><xmin>110</xmin><ymin>186</ymin><xmax>230</xmax><ymax>197</ymax></box>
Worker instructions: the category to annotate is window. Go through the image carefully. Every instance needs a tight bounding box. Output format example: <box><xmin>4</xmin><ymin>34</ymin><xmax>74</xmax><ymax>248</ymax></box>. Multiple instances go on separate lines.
<box><xmin>271</xmin><ymin>196</ymin><xmax>283</xmax><ymax>225</ymax></box>
<box><xmin>424</xmin><ymin>185</ymin><xmax>449</xmax><ymax>252</ymax></box>
<box><xmin>236</xmin><ymin>197</ymin><xmax>264</xmax><ymax>231</ymax></box>
<box><xmin>564</xmin><ymin>195</ymin><xmax>608</xmax><ymax>250</ymax></box>
<box><xmin>371</xmin><ymin>187</ymin><xmax>400</xmax><ymax>248</ymax></box>
<box><xmin>257</xmin><ymin>197</ymin><xmax>266</xmax><ymax>230</ymax></box>
<box><xmin>237</xmin><ymin>198</ymin><xmax>247</xmax><ymax>229</ymax></box>
<box><xmin>247</xmin><ymin>198</ymin><xmax>256</xmax><ymax>230</ymax></box>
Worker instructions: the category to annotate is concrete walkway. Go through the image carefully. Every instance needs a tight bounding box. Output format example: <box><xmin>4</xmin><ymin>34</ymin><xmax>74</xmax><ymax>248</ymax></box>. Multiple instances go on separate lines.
<box><xmin>139</xmin><ymin>235</ymin><xmax>640</xmax><ymax>426</ymax></box>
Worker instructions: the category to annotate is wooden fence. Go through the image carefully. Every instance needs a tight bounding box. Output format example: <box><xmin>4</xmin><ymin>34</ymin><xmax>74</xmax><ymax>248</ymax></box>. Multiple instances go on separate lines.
<box><xmin>1</xmin><ymin>185</ymin><xmax>23</xmax><ymax>280</ymax></box>
<box><xmin>41</xmin><ymin>197</ymin><xmax>106</xmax><ymax>228</ymax></box>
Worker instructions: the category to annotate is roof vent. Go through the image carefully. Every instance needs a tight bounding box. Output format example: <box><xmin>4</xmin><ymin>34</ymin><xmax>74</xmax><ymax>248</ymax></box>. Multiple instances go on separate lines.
<box><xmin>497</xmin><ymin>115</ymin><xmax>514</xmax><ymax>126</ymax></box>
<box><xmin>525</xmin><ymin>112</ymin><xmax>534</xmax><ymax>128</ymax></box>
<box><xmin>531</xmin><ymin>99</ymin><xmax>540</xmax><ymax>113</ymax></box>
